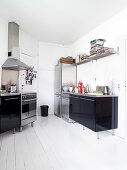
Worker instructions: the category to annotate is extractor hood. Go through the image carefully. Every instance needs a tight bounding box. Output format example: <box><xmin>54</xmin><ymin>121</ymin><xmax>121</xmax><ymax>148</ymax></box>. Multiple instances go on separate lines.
<box><xmin>2</xmin><ymin>22</ymin><xmax>32</xmax><ymax>71</ymax></box>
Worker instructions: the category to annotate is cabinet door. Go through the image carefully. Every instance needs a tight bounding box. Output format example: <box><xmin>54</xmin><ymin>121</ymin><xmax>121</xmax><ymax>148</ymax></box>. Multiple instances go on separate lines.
<box><xmin>0</xmin><ymin>95</ymin><xmax>21</xmax><ymax>133</ymax></box>
<box><xmin>96</xmin><ymin>97</ymin><xmax>118</xmax><ymax>132</ymax></box>
<box><xmin>54</xmin><ymin>95</ymin><xmax>61</xmax><ymax>117</ymax></box>
<box><xmin>70</xmin><ymin>96</ymin><xmax>80</xmax><ymax>122</ymax></box>
<box><xmin>80</xmin><ymin>97</ymin><xmax>96</xmax><ymax>131</ymax></box>
<box><xmin>61</xmin><ymin>97</ymin><xmax>69</xmax><ymax>120</ymax></box>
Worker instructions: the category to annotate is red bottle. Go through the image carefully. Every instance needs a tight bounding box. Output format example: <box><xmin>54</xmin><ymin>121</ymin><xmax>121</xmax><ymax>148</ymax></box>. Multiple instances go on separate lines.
<box><xmin>78</xmin><ymin>81</ymin><xmax>83</xmax><ymax>93</ymax></box>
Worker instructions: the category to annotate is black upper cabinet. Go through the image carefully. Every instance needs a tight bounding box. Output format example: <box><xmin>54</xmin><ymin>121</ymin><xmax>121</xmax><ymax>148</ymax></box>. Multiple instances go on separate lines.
<box><xmin>70</xmin><ymin>94</ymin><xmax>118</xmax><ymax>132</ymax></box>
<box><xmin>0</xmin><ymin>95</ymin><xmax>21</xmax><ymax>133</ymax></box>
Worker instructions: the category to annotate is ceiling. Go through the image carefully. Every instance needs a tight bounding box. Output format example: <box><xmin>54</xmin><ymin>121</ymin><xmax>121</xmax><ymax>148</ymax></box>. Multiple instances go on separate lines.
<box><xmin>0</xmin><ymin>0</ymin><xmax>127</xmax><ymax>45</ymax></box>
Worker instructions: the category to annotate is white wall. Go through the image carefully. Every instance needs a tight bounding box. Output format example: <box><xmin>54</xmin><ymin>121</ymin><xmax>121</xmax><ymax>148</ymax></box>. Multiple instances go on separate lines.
<box><xmin>0</xmin><ymin>17</ymin><xmax>8</xmax><ymax>86</ymax></box>
<box><xmin>38</xmin><ymin>42</ymin><xmax>71</xmax><ymax>115</ymax></box>
<box><xmin>19</xmin><ymin>30</ymin><xmax>39</xmax><ymax>93</ymax></box>
<box><xmin>71</xmin><ymin>8</ymin><xmax>127</xmax><ymax>56</ymax></box>
<box><xmin>71</xmin><ymin>8</ymin><xmax>127</xmax><ymax>137</ymax></box>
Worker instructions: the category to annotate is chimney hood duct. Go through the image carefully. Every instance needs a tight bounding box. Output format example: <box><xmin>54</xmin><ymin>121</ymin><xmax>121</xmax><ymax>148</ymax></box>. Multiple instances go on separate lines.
<box><xmin>2</xmin><ymin>22</ymin><xmax>32</xmax><ymax>71</ymax></box>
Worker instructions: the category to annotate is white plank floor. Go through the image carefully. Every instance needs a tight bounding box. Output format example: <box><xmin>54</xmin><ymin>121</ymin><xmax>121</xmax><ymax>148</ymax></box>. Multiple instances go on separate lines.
<box><xmin>0</xmin><ymin>115</ymin><xmax>127</xmax><ymax>170</ymax></box>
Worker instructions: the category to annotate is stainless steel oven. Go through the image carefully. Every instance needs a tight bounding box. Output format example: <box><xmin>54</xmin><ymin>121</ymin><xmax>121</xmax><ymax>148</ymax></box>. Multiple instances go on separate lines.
<box><xmin>20</xmin><ymin>93</ymin><xmax>37</xmax><ymax>131</ymax></box>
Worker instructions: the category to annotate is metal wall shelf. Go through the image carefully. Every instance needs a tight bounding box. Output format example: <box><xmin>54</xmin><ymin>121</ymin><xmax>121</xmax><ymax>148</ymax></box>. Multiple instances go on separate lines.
<box><xmin>73</xmin><ymin>51</ymin><xmax>117</xmax><ymax>66</ymax></box>
<box><xmin>73</xmin><ymin>59</ymin><xmax>90</xmax><ymax>65</ymax></box>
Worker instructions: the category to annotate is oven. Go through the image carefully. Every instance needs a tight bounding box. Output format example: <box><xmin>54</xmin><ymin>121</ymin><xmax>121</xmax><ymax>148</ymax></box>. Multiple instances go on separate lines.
<box><xmin>21</xmin><ymin>93</ymin><xmax>37</xmax><ymax>130</ymax></box>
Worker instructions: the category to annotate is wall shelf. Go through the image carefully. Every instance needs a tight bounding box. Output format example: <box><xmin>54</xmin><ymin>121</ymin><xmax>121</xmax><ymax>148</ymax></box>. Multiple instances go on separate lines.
<box><xmin>73</xmin><ymin>51</ymin><xmax>117</xmax><ymax>66</ymax></box>
<box><xmin>73</xmin><ymin>59</ymin><xmax>91</xmax><ymax>65</ymax></box>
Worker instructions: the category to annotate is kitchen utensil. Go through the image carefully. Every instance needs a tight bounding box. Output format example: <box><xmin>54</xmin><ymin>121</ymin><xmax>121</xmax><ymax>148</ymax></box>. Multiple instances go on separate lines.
<box><xmin>63</xmin><ymin>87</ymin><xmax>69</xmax><ymax>92</ymax></box>
<box><xmin>69</xmin><ymin>87</ymin><xmax>73</xmax><ymax>92</ymax></box>
<box><xmin>10</xmin><ymin>85</ymin><xmax>17</xmax><ymax>93</ymax></box>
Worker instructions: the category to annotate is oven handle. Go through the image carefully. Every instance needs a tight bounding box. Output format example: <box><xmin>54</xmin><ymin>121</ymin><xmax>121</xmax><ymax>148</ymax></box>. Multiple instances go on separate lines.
<box><xmin>22</xmin><ymin>99</ymin><xmax>36</xmax><ymax>102</ymax></box>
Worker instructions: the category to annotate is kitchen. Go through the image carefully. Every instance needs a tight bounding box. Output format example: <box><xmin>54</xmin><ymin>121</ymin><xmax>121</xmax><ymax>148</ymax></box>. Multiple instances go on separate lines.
<box><xmin>0</xmin><ymin>1</ymin><xmax>127</xmax><ymax>170</ymax></box>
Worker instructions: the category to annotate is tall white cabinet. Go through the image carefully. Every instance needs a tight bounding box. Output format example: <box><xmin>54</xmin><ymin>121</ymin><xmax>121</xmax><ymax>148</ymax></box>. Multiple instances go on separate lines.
<box><xmin>114</xmin><ymin>38</ymin><xmax>127</xmax><ymax>138</ymax></box>
<box><xmin>19</xmin><ymin>30</ymin><xmax>39</xmax><ymax>92</ymax></box>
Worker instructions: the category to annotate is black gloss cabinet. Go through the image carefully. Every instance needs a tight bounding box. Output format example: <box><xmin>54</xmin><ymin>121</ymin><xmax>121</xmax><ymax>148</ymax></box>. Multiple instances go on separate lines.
<box><xmin>0</xmin><ymin>95</ymin><xmax>21</xmax><ymax>133</ymax></box>
<box><xmin>70</xmin><ymin>94</ymin><xmax>118</xmax><ymax>132</ymax></box>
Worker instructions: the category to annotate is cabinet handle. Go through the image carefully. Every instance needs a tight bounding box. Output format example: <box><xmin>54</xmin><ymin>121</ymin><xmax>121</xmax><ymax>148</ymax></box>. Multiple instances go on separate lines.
<box><xmin>55</xmin><ymin>93</ymin><xmax>61</xmax><ymax>95</ymax></box>
<box><xmin>22</xmin><ymin>99</ymin><xmax>36</xmax><ymax>102</ymax></box>
<box><xmin>5</xmin><ymin>97</ymin><xmax>18</xmax><ymax>101</ymax></box>
<box><xmin>56</xmin><ymin>95</ymin><xmax>61</xmax><ymax>98</ymax></box>
<box><xmin>80</xmin><ymin>98</ymin><xmax>95</xmax><ymax>102</ymax></box>
<box><xmin>62</xmin><ymin>97</ymin><xmax>69</xmax><ymax>99</ymax></box>
<box><xmin>70</xmin><ymin>96</ymin><xmax>79</xmax><ymax>99</ymax></box>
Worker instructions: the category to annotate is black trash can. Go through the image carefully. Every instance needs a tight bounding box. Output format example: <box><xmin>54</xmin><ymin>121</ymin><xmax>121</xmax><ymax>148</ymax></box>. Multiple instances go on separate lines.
<box><xmin>40</xmin><ymin>105</ymin><xmax>49</xmax><ymax>117</ymax></box>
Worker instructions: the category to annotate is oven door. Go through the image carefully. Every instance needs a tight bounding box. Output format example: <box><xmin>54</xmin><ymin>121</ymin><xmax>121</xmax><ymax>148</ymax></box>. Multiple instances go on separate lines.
<box><xmin>22</xmin><ymin>99</ymin><xmax>36</xmax><ymax>120</ymax></box>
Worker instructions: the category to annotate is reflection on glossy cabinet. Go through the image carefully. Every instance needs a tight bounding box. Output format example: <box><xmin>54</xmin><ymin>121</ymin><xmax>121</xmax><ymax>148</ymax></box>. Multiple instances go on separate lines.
<box><xmin>96</xmin><ymin>97</ymin><xmax>118</xmax><ymax>132</ymax></box>
<box><xmin>80</xmin><ymin>97</ymin><xmax>95</xmax><ymax>131</ymax></box>
<box><xmin>70</xmin><ymin>94</ymin><xmax>118</xmax><ymax>132</ymax></box>
<box><xmin>70</xmin><ymin>96</ymin><xmax>80</xmax><ymax>122</ymax></box>
<box><xmin>0</xmin><ymin>95</ymin><xmax>21</xmax><ymax>133</ymax></box>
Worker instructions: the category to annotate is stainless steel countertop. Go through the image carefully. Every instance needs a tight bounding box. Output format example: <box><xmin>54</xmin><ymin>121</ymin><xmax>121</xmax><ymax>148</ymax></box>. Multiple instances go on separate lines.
<box><xmin>0</xmin><ymin>91</ymin><xmax>37</xmax><ymax>96</ymax></box>
<box><xmin>62</xmin><ymin>92</ymin><xmax>118</xmax><ymax>98</ymax></box>
<box><xmin>0</xmin><ymin>93</ymin><xmax>21</xmax><ymax>96</ymax></box>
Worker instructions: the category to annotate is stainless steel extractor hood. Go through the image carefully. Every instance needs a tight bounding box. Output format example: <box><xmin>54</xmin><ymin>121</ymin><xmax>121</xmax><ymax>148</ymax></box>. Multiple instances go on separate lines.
<box><xmin>2</xmin><ymin>58</ymin><xmax>32</xmax><ymax>70</ymax></box>
<box><xmin>2</xmin><ymin>22</ymin><xmax>32</xmax><ymax>71</ymax></box>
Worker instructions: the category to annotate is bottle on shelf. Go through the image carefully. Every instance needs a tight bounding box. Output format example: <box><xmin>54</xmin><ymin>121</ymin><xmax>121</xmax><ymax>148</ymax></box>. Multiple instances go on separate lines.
<box><xmin>85</xmin><ymin>84</ymin><xmax>89</xmax><ymax>93</ymax></box>
<box><xmin>72</xmin><ymin>80</ymin><xmax>75</xmax><ymax>93</ymax></box>
<box><xmin>78</xmin><ymin>80</ymin><xmax>83</xmax><ymax>94</ymax></box>
<box><xmin>75</xmin><ymin>87</ymin><xmax>78</xmax><ymax>93</ymax></box>
<box><xmin>82</xmin><ymin>85</ymin><xmax>85</xmax><ymax>94</ymax></box>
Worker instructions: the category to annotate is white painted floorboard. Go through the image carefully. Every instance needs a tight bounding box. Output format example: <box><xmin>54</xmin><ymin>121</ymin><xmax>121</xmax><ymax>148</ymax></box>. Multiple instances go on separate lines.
<box><xmin>0</xmin><ymin>115</ymin><xmax>127</xmax><ymax>170</ymax></box>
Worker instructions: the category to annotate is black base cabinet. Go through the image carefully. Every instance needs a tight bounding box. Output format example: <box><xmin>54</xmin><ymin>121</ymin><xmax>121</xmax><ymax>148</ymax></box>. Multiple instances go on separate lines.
<box><xmin>96</xmin><ymin>97</ymin><xmax>118</xmax><ymax>132</ymax></box>
<box><xmin>70</xmin><ymin>94</ymin><xmax>118</xmax><ymax>132</ymax></box>
<box><xmin>0</xmin><ymin>95</ymin><xmax>21</xmax><ymax>134</ymax></box>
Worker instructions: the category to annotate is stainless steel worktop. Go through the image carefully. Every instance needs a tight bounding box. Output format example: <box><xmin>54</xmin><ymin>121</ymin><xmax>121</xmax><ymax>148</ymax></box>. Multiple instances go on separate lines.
<box><xmin>62</xmin><ymin>92</ymin><xmax>118</xmax><ymax>98</ymax></box>
<box><xmin>0</xmin><ymin>93</ymin><xmax>21</xmax><ymax>96</ymax></box>
<box><xmin>0</xmin><ymin>91</ymin><xmax>37</xmax><ymax>96</ymax></box>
